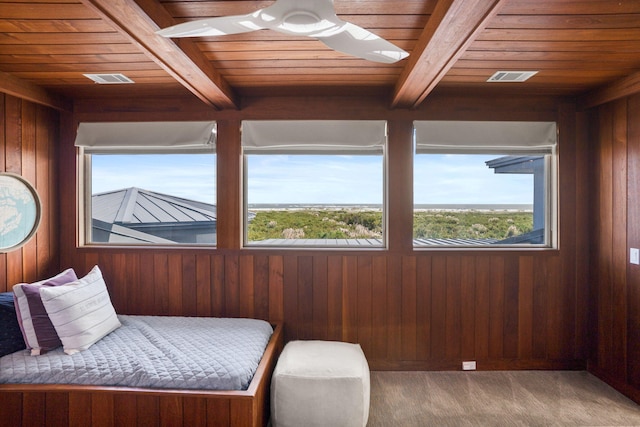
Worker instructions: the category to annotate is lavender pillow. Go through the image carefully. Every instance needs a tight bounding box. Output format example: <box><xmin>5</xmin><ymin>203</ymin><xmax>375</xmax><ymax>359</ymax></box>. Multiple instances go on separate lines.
<box><xmin>12</xmin><ymin>268</ymin><xmax>78</xmax><ymax>355</ymax></box>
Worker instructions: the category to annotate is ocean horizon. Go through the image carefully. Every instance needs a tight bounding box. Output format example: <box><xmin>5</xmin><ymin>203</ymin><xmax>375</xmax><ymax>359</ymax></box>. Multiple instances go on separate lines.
<box><xmin>247</xmin><ymin>203</ymin><xmax>533</xmax><ymax>211</ymax></box>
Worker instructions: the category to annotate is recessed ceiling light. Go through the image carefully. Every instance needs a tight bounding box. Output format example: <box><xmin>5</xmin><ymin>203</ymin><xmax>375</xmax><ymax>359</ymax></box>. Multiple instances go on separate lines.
<box><xmin>83</xmin><ymin>73</ymin><xmax>135</xmax><ymax>84</ymax></box>
<box><xmin>487</xmin><ymin>71</ymin><xmax>538</xmax><ymax>82</ymax></box>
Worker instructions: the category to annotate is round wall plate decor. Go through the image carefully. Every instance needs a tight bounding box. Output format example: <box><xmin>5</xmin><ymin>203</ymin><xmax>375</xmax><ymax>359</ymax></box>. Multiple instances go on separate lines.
<box><xmin>0</xmin><ymin>172</ymin><xmax>42</xmax><ymax>252</ymax></box>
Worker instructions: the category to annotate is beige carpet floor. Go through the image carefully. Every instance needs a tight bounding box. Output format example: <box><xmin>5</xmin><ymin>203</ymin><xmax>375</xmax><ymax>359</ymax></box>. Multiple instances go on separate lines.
<box><xmin>368</xmin><ymin>371</ymin><xmax>640</xmax><ymax>426</ymax></box>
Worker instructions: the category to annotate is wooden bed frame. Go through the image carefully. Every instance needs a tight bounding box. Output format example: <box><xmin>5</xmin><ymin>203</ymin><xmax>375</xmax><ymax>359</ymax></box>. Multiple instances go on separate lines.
<box><xmin>0</xmin><ymin>322</ymin><xmax>283</xmax><ymax>427</ymax></box>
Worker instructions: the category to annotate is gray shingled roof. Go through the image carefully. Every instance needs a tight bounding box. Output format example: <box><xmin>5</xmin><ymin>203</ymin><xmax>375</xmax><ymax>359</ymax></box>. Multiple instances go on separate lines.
<box><xmin>92</xmin><ymin>187</ymin><xmax>216</xmax><ymax>225</ymax></box>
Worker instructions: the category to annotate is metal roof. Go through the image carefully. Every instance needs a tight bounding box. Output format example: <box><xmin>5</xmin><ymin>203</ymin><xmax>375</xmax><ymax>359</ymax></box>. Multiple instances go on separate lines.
<box><xmin>248</xmin><ymin>237</ymin><xmax>499</xmax><ymax>247</ymax></box>
<box><xmin>92</xmin><ymin>187</ymin><xmax>216</xmax><ymax>225</ymax></box>
<box><xmin>92</xmin><ymin>219</ymin><xmax>175</xmax><ymax>244</ymax></box>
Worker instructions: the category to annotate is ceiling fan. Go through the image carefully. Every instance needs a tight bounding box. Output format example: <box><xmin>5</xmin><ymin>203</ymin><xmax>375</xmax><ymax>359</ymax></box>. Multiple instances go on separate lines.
<box><xmin>156</xmin><ymin>0</ymin><xmax>409</xmax><ymax>64</ymax></box>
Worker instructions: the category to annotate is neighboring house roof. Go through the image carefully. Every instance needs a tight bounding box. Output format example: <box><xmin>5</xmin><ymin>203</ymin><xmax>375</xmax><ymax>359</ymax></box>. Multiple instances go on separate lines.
<box><xmin>91</xmin><ymin>187</ymin><xmax>217</xmax><ymax>244</ymax></box>
<box><xmin>485</xmin><ymin>156</ymin><xmax>542</xmax><ymax>173</ymax></box>
<box><xmin>414</xmin><ymin>237</ymin><xmax>499</xmax><ymax>246</ymax></box>
<box><xmin>92</xmin><ymin>187</ymin><xmax>216</xmax><ymax>225</ymax></box>
<box><xmin>92</xmin><ymin>219</ymin><xmax>175</xmax><ymax>244</ymax></box>
<box><xmin>250</xmin><ymin>237</ymin><xmax>500</xmax><ymax>247</ymax></box>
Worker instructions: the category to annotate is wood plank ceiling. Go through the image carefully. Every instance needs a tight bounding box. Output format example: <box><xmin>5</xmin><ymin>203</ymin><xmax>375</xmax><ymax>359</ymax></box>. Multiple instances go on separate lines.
<box><xmin>0</xmin><ymin>0</ymin><xmax>639</xmax><ymax>111</ymax></box>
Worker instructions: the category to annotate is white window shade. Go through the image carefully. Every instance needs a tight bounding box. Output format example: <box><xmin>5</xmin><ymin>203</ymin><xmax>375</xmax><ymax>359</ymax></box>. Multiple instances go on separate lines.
<box><xmin>242</xmin><ymin>120</ymin><xmax>387</xmax><ymax>154</ymax></box>
<box><xmin>74</xmin><ymin>121</ymin><xmax>216</xmax><ymax>154</ymax></box>
<box><xmin>414</xmin><ymin>121</ymin><xmax>557</xmax><ymax>154</ymax></box>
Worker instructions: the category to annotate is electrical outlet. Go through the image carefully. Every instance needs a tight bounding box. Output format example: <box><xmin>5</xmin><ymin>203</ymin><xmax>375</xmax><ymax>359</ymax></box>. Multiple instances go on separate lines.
<box><xmin>462</xmin><ymin>361</ymin><xmax>476</xmax><ymax>371</ymax></box>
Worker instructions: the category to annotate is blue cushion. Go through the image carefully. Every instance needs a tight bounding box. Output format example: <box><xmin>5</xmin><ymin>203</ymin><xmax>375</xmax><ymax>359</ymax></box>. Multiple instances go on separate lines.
<box><xmin>0</xmin><ymin>292</ymin><xmax>26</xmax><ymax>357</ymax></box>
<box><xmin>0</xmin><ymin>291</ymin><xmax>15</xmax><ymax>310</ymax></box>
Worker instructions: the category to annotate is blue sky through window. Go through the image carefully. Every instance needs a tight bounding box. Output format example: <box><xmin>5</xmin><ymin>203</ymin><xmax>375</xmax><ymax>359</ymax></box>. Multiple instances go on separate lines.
<box><xmin>91</xmin><ymin>154</ymin><xmax>217</xmax><ymax>204</ymax></box>
<box><xmin>414</xmin><ymin>154</ymin><xmax>533</xmax><ymax>205</ymax></box>
<box><xmin>246</xmin><ymin>154</ymin><xmax>383</xmax><ymax>205</ymax></box>
<box><xmin>91</xmin><ymin>153</ymin><xmax>532</xmax><ymax>206</ymax></box>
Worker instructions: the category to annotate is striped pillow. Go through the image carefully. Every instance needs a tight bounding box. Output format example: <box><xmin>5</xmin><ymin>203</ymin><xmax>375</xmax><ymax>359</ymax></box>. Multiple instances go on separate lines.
<box><xmin>12</xmin><ymin>268</ymin><xmax>78</xmax><ymax>355</ymax></box>
<box><xmin>40</xmin><ymin>265</ymin><xmax>121</xmax><ymax>355</ymax></box>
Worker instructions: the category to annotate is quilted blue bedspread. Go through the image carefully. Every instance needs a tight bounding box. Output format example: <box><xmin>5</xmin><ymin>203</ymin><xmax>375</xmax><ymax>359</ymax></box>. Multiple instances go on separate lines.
<box><xmin>0</xmin><ymin>315</ymin><xmax>273</xmax><ymax>390</ymax></box>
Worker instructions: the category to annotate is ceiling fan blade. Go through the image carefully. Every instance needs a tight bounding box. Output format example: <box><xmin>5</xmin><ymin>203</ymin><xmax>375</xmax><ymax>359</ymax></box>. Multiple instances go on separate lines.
<box><xmin>317</xmin><ymin>23</ymin><xmax>409</xmax><ymax>64</ymax></box>
<box><xmin>156</xmin><ymin>14</ymin><xmax>264</xmax><ymax>38</ymax></box>
<box><xmin>156</xmin><ymin>0</ymin><xmax>409</xmax><ymax>63</ymax></box>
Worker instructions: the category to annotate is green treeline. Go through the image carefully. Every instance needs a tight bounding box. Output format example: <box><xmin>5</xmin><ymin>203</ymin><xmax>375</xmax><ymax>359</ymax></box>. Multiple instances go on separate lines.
<box><xmin>413</xmin><ymin>211</ymin><xmax>532</xmax><ymax>240</ymax></box>
<box><xmin>246</xmin><ymin>209</ymin><xmax>532</xmax><ymax>241</ymax></box>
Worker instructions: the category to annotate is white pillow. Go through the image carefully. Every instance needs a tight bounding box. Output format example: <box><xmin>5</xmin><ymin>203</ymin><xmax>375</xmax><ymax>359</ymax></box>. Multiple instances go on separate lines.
<box><xmin>12</xmin><ymin>268</ymin><xmax>78</xmax><ymax>355</ymax></box>
<box><xmin>40</xmin><ymin>265</ymin><xmax>121</xmax><ymax>355</ymax></box>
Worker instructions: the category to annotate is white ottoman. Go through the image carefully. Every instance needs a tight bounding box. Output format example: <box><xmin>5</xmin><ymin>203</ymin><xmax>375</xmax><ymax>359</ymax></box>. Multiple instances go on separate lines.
<box><xmin>271</xmin><ymin>340</ymin><xmax>370</xmax><ymax>427</ymax></box>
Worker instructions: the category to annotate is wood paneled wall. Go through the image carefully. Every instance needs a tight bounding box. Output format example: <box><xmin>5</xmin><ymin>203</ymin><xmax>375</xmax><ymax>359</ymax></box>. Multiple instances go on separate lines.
<box><xmin>0</xmin><ymin>93</ymin><xmax>59</xmax><ymax>292</ymax></box>
<box><xmin>589</xmin><ymin>92</ymin><xmax>640</xmax><ymax>402</ymax></box>
<box><xmin>53</xmin><ymin>93</ymin><xmax>589</xmax><ymax>370</ymax></box>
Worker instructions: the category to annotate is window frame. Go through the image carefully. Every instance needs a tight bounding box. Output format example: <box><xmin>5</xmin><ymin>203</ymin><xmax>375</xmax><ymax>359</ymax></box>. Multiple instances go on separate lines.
<box><xmin>412</xmin><ymin>120</ymin><xmax>558</xmax><ymax>250</ymax></box>
<box><xmin>76</xmin><ymin>121</ymin><xmax>217</xmax><ymax>248</ymax></box>
<box><xmin>241</xmin><ymin>120</ymin><xmax>388</xmax><ymax>249</ymax></box>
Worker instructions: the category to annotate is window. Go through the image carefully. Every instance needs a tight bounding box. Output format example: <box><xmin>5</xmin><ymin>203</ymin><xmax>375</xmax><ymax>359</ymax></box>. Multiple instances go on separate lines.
<box><xmin>242</xmin><ymin>120</ymin><xmax>387</xmax><ymax>248</ymax></box>
<box><xmin>413</xmin><ymin>121</ymin><xmax>557</xmax><ymax>248</ymax></box>
<box><xmin>76</xmin><ymin>121</ymin><xmax>217</xmax><ymax>246</ymax></box>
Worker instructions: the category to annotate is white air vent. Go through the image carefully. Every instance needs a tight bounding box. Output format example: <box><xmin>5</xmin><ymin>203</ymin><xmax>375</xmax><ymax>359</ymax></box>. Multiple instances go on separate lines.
<box><xmin>83</xmin><ymin>73</ymin><xmax>135</xmax><ymax>84</ymax></box>
<box><xmin>487</xmin><ymin>71</ymin><xmax>538</xmax><ymax>82</ymax></box>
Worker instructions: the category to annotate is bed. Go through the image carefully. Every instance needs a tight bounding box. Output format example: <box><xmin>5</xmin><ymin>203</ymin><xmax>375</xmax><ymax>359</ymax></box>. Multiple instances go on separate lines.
<box><xmin>0</xmin><ymin>277</ymin><xmax>284</xmax><ymax>427</ymax></box>
<box><xmin>0</xmin><ymin>317</ymin><xmax>283</xmax><ymax>426</ymax></box>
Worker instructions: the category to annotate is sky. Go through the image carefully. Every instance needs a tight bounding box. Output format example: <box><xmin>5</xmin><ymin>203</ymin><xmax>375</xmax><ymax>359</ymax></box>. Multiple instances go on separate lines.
<box><xmin>414</xmin><ymin>154</ymin><xmax>533</xmax><ymax>205</ymax></box>
<box><xmin>246</xmin><ymin>154</ymin><xmax>383</xmax><ymax>204</ymax></box>
<box><xmin>91</xmin><ymin>154</ymin><xmax>217</xmax><ymax>204</ymax></box>
<box><xmin>91</xmin><ymin>153</ymin><xmax>534</xmax><ymax>206</ymax></box>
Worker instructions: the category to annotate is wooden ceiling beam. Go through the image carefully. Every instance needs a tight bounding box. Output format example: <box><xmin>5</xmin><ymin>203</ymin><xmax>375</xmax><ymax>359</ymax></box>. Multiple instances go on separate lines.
<box><xmin>580</xmin><ymin>70</ymin><xmax>640</xmax><ymax>109</ymax></box>
<box><xmin>0</xmin><ymin>71</ymin><xmax>72</xmax><ymax>112</ymax></box>
<box><xmin>391</xmin><ymin>0</ymin><xmax>506</xmax><ymax>109</ymax></box>
<box><xmin>80</xmin><ymin>0</ymin><xmax>238</xmax><ymax>110</ymax></box>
